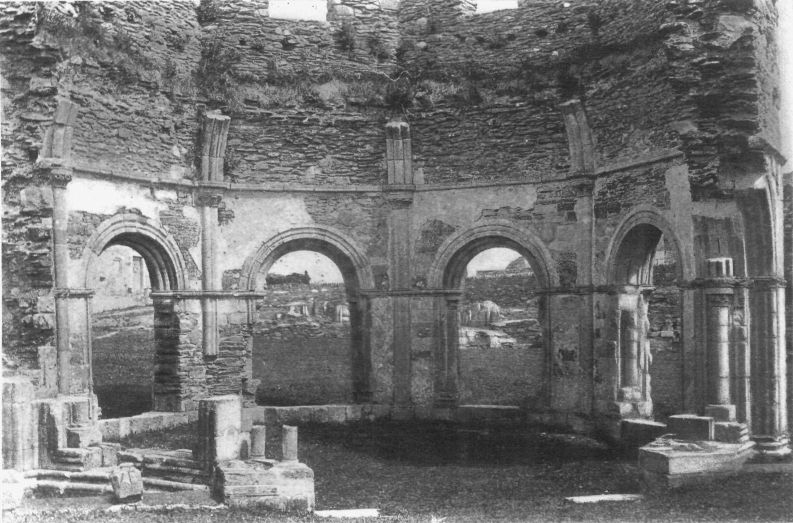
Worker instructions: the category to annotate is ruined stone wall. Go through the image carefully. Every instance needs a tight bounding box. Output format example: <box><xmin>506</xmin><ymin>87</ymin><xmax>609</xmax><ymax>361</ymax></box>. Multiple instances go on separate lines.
<box><xmin>2</xmin><ymin>4</ymin><xmax>59</xmax><ymax>383</ymax></box>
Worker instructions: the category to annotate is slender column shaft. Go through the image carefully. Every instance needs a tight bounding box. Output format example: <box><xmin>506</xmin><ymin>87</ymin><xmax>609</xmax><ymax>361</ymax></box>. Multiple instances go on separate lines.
<box><xmin>444</xmin><ymin>298</ymin><xmax>460</xmax><ymax>400</ymax></box>
<box><xmin>620</xmin><ymin>311</ymin><xmax>639</xmax><ymax>389</ymax></box>
<box><xmin>52</xmin><ymin>175</ymin><xmax>71</xmax><ymax>394</ymax></box>
<box><xmin>200</xmin><ymin>201</ymin><xmax>219</xmax><ymax>356</ymax></box>
<box><xmin>708</xmin><ymin>296</ymin><xmax>732</xmax><ymax>405</ymax></box>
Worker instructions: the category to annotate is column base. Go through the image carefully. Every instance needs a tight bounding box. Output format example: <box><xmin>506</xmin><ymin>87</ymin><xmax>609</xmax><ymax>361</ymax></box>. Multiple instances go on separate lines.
<box><xmin>752</xmin><ymin>435</ymin><xmax>792</xmax><ymax>462</ymax></box>
<box><xmin>611</xmin><ymin>400</ymin><xmax>653</xmax><ymax>419</ymax></box>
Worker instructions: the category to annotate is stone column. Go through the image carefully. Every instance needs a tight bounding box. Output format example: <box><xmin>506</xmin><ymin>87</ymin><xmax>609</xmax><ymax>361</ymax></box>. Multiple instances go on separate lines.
<box><xmin>436</xmin><ymin>294</ymin><xmax>461</xmax><ymax>408</ymax></box>
<box><xmin>386</xmin><ymin>191</ymin><xmax>414</xmax><ymax>414</ymax></box>
<box><xmin>703</xmin><ymin>258</ymin><xmax>736</xmax><ymax>422</ymax></box>
<box><xmin>198</xmin><ymin>193</ymin><xmax>222</xmax><ymax>357</ymax></box>
<box><xmin>50</xmin><ymin>166</ymin><xmax>73</xmax><ymax>395</ymax></box>
<box><xmin>197</xmin><ymin>111</ymin><xmax>230</xmax><ymax>358</ymax></box>
<box><xmin>620</xmin><ymin>309</ymin><xmax>639</xmax><ymax>392</ymax></box>
<box><xmin>784</xmin><ymin>169</ymin><xmax>792</xmax><ymax>434</ymax></box>
<box><xmin>750</xmin><ymin>277</ymin><xmax>790</xmax><ymax>457</ymax></box>
<box><xmin>349</xmin><ymin>295</ymin><xmax>373</xmax><ymax>403</ymax></box>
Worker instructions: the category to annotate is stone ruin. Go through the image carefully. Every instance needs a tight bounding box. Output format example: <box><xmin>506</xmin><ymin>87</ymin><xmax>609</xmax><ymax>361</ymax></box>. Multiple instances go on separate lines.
<box><xmin>2</xmin><ymin>0</ymin><xmax>792</xmax><ymax>512</ymax></box>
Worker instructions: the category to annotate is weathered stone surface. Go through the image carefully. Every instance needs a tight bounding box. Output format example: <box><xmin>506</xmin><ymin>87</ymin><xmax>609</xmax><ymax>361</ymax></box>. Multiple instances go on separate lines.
<box><xmin>214</xmin><ymin>459</ymin><xmax>314</xmax><ymax>512</ymax></box>
<box><xmin>667</xmin><ymin>415</ymin><xmax>715</xmax><ymax>441</ymax></box>
<box><xmin>1</xmin><ymin>469</ymin><xmax>27</xmax><ymax>510</ymax></box>
<box><xmin>110</xmin><ymin>463</ymin><xmax>143</xmax><ymax>503</ymax></box>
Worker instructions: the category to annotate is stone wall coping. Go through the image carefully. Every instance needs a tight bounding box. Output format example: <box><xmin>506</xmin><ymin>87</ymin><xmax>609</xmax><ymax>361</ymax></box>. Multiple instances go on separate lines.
<box><xmin>70</xmin><ymin>149</ymin><xmax>684</xmax><ymax>197</ymax></box>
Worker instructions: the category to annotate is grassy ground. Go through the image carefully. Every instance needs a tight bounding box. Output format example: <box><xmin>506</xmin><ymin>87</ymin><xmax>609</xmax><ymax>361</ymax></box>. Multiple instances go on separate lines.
<box><xmin>10</xmin><ymin>421</ymin><xmax>793</xmax><ymax>522</ymax></box>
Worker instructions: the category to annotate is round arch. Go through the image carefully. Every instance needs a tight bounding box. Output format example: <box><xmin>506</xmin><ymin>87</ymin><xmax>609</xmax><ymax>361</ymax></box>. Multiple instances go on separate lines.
<box><xmin>81</xmin><ymin>213</ymin><xmax>187</xmax><ymax>291</ymax></box>
<box><xmin>604</xmin><ymin>207</ymin><xmax>693</xmax><ymax>286</ymax></box>
<box><xmin>428</xmin><ymin>222</ymin><xmax>559</xmax><ymax>290</ymax></box>
<box><xmin>239</xmin><ymin>226</ymin><xmax>374</xmax><ymax>293</ymax></box>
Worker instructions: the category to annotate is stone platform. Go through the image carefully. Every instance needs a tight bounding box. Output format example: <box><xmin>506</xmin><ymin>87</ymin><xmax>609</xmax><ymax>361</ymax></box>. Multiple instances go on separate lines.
<box><xmin>639</xmin><ymin>437</ymin><xmax>756</xmax><ymax>489</ymax></box>
<box><xmin>214</xmin><ymin>458</ymin><xmax>314</xmax><ymax>512</ymax></box>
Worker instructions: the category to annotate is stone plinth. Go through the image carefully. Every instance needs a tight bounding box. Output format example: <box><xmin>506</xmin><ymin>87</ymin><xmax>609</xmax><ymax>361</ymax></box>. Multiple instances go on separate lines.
<box><xmin>196</xmin><ymin>395</ymin><xmax>242</xmax><ymax>468</ymax></box>
<box><xmin>214</xmin><ymin>458</ymin><xmax>314</xmax><ymax>513</ymax></box>
<box><xmin>639</xmin><ymin>437</ymin><xmax>755</xmax><ymax>489</ymax></box>
<box><xmin>2</xmin><ymin>377</ymin><xmax>37</xmax><ymax>470</ymax></box>
<box><xmin>667</xmin><ymin>414</ymin><xmax>714</xmax><ymax>441</ymax></box>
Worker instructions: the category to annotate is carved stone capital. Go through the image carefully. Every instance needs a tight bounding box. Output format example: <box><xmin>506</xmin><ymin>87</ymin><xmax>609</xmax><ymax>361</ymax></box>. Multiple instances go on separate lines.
<box><xmin>384</xmin><ymin>190</ymin><xmax>414</xmax><ymax>208</ymax></box>
<box><xmin>196</xmin><ymin>192</ymin><xmax>223</xmax><ymax>208</ymax></box>
<box><xmin>49</xmin><ymin>166</ymin><xmax>74</xmax><ymax>188</ymax></box>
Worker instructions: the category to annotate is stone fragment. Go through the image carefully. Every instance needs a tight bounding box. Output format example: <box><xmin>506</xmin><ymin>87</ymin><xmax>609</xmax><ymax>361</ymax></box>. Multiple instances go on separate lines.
<box><xmin>1</xmin><ymin>469</ymin><xmax>27</xmax><ymax>510</ymax></box>
<box><xmin>620</xmin><ymin>419</ymin><xmax>668</xmax><ymax>448</ymax></box>
<box><xmin>110</xmin><ymin>463</ymin><xmax>143</xmax><ymax>503</ymax></box>
<box><xmin>667</xmin><ymin>414</ymin><xmax>714</xmax><ymax>441</ymax></box>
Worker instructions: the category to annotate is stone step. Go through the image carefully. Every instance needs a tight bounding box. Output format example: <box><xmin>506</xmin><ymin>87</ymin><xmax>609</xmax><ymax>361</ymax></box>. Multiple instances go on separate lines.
<box><xmin>139</xmin><ymin>463</ymin><xmax>209</xmax><ymax>484</ymax></box>
<box><xmin>33</xmin><ymin>479</ymin><xmax>113</xmax><ymax>495</ymax></box>
<box><xmin>143</xmin><ymin>477</ymin><xmax>210</xmax><ymax>492</ymax></box>
<box><xmin>51</xmin><ymin>447</ymin><xmax>103</xmax><ymax>471</ymax></box>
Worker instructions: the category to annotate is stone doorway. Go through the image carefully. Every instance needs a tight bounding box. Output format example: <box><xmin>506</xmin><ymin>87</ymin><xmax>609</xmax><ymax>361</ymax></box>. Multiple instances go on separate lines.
<box><xmin>241</xmin><ymin>231</ymin><xmax>373</xmax><ymax>406</ymax></box>
<box><xmin>610</xmin><ymin>223</ymin><xmax>685</xmax><ymax>420</ymax></box>
<box><xmin>435</xmin><ymin>233</ymin><xmax>553</xmax><ymax>409</ymax></box>
<box><xmin>84</xmin><ymin>225</ymin><xmax>185</xmax><ymax>419</ymax></box>
<box><xmin>456</xmin><ymin>247</ymin><xmax>544</xmax><ymax>406</ymax></box>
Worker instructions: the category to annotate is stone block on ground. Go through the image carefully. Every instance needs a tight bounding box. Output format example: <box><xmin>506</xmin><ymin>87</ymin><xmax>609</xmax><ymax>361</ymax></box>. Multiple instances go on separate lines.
<box><xmin>100</xmin><ymin>442</ymin><xmax>121</xmax><ymax>466</ymax></box>
<box><xmin>621</xmin><ymin>419</ymin><xmax>668</xmax><ymax>449</ymax></box>
<box><xmin>110</xmin><ymin>463</ymin><xmax>143</xmax><ymax>503</ymax></box>
<box><xmin>714</xmin><ymin>422</ymin><xmax>749</xmax><ymax>444</ymax></box>
<box><xmin>667</xmin><ymin>414</ymin><xmax>714</xmax><ymax>441</ymax></box>
<box><xmin>214</xmin><ymin>459</ymin><xmax>314</xmax><ymax>512</ymax></box>
<box><xmin>639</xmin><ymin>437</ymin><xmax>755</xmax><ymax>489</ymax></box>
<box><xmin>1</xmin><ymin>469</ymin><xmax>27</xmax><ymax>510</ymax></box>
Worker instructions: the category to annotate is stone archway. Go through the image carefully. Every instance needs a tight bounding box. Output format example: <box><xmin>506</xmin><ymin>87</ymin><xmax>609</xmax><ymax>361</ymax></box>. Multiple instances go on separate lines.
<box><xmin>81</xmin><ymin>213</ymin><xmax>187</xmax><ymax>417</ymax></box>
<box><xmin>241</xmin><ymin>226</ymin><xmax>374</xmax><ymax>404</ymax></box>
<box><xmin>428</xmin><ymin>222</ymin><xmax>558</xmax><ymax>408</ymax></box>
<box><xmin>82</xmin><ymin>213</ymin><xmax>187</xmax><ymax>291</ymax></box>
<box><xmin>604</xmin><ymin>210</ymin><xmax>688</xmax><ymax>420</ymax></box>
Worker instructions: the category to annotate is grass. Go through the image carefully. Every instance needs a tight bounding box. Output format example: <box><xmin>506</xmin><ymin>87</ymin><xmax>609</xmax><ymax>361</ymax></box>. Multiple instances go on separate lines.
<box><xmin>65</xmin><ymin>420</ymin><xmax>793</xmax><ymax>522</ymax></box>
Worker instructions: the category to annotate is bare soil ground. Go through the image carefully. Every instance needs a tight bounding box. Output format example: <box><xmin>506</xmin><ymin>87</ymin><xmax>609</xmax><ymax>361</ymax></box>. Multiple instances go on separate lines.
<box><xmin>8</xmin><ymin>421</ymin><xmax>792</xmax><ymax>522</ymax></box>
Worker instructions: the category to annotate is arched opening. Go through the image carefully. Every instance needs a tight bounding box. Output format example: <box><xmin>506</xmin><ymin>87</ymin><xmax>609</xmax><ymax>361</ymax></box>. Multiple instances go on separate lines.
<box><xmin>87</xmin><ymin>231</ymin><xmax>181</xmax><ymax>418</ymax></box>
<box><xmin>440</xmin><ymin>235</ymin><xmax>551</xmax><ymax>408</ymax></box>
<box><xmin>249</xmin><ymin>239</ymin><xmax>366</xmax><ymax>405</ymax></box>
<box><xmin>611</xmin><ymin>223</ymin><xmax>683</xmax><ymax>419</ymax></box>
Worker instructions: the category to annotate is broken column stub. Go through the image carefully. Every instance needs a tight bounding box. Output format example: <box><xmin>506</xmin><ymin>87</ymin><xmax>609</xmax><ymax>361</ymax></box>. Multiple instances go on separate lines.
<box><xmin>251</xmin><ymin>425</ymin><xmax>266</xmax><ymax>457</ymax></box>
<box><xmin>282</xmin><ymin>425</ymin><xmax>298</xmax><ymax>461</ymax></box>
<box><xmin>2</xmin><ymin>377</ymin><xmax>38</xmax><ymax>471</ymax></box>
<box><xmin>196</xmin><ymin>395</ymin><xmax>242</xmax><ymax>468</ymax></box>
<box><xmin>667</xmin><ymin>414</ymin><xmax>715</xmax><ymax>441</ymax></box>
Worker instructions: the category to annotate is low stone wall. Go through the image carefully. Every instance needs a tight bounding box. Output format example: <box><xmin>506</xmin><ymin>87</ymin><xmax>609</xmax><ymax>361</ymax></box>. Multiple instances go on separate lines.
<box><xmin>98</xmin><ymin>410</ymin><xmax>198</xmax><ymax>441</ymax></box>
